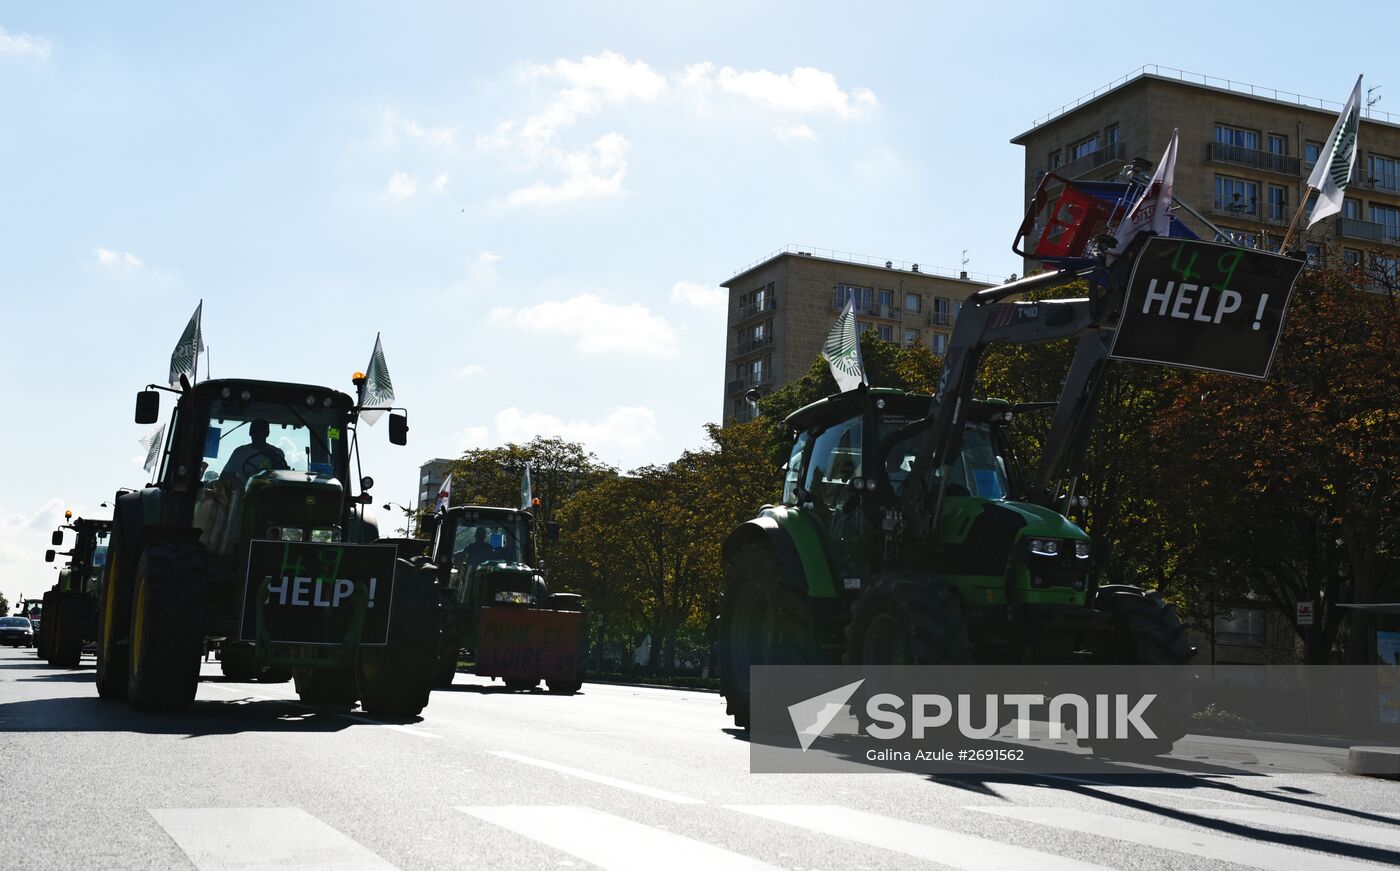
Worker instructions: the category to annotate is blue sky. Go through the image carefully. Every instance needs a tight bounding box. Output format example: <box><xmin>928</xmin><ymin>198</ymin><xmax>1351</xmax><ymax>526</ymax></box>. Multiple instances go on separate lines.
<box><xmin>0</xmin><ymin>1</ymin><xmax>1388</xmax><ymax>600</ymax></box>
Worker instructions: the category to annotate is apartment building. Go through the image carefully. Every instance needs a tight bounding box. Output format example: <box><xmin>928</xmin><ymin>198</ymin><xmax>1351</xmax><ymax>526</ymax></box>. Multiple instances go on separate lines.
<box><xmin>1011</xmin><ymin>65</ymin><xmax>1400</xmax><ymax>275</ymax></box>
<box><xmin>415</xmin><ymin>457</ymin><xmax>455</xmax><ymax>513</ymax></box>
<box><xmin>721</xmin><ymin>245</ymin><xmax>995</xmax><ymax>424</ymax></box>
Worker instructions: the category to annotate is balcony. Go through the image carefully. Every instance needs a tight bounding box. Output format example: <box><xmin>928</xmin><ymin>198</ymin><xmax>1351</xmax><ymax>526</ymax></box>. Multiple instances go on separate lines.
<box><xmin>1212</xmin><ymin>196</ymin><xmax>1259</xmax><ymax>219</ymax></box>
<box><xmin>1337</xmin><ymin>217</ymin><xmax>1386</xmax><ymax>242</ymax></box>
<box><xmin>732</xmin><ymin>333</ymin><xmax>773</xmax><ymax>357</ymax></box>
<box><xmin>736</xmin><ymin>297</ymin><xmax>776</xmax><ymax>321</ymax></box>
<box><xmin>928</xmin><ymin>311</ymin><xmax>952</xmax><ymax>327</ymax></box>
<box><xmin>1358</xmin><ymin>172</ymin><xmax>1400</xmax><ymax>194</ymax></box>
<box><xmin>726</xmin><ymin>372</ymin><xmax>771</xmax><ymax>395</ymax></box>
<box><xmin>1056</xmin><ymin>141</ymin><xmax>1125</xmax><ymax>180</ymax></box>
<box><xmin>1206</xmin><ymin>141</ymin><xmax>1300</xmax><ymax>176</ymax></box>
<box><xmin>831</xmin><ymin>295</ymin><xmax>900</xmax><ymax>319</ymax></box>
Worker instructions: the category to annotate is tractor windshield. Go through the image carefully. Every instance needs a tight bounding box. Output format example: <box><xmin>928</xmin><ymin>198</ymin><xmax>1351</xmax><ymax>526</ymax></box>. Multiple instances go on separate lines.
<box><xmin>448</xmin><ymin>512</ymin><xmax>531</xmax><ymax>568</ymax></box>
<box><xmin>882</xmin><ymin>418</ymin><xmax>1009</xmax><ymax>501</ymax></box>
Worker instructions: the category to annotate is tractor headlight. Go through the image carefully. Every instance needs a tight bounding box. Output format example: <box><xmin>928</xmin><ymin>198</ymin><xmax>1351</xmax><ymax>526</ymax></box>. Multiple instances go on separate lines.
<box><xmin>309</xmin><ymin>527</ymin><xmax>341</xmax><ymax>543</ymax></box>
<box><xmin>272</xmin><ymin>527</ymin><xmax>303</xmax><ymax>542</ymax></box>
<box><xmin>1074</xmin><ymin>540</ymin><xmax>1090</xmax><ymax>559</ymax></box>
<box><xmin>1028</xmin><ymin>538</ymin><xmax>1059</xmax><ymax>557</ymax></box>
<box><xmin>494</xmin><ymin>591</ymin><xmax>534</xmax><ymax>605</ymax></box>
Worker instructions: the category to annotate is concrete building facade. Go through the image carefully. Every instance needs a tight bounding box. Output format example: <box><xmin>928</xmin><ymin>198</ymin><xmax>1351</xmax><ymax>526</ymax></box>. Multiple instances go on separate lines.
<box><xmin>1012</xmin><ymin>66</ymin><xmax>1400</xmax><ymax>275</ymax></box>
<box><xmin>415</xmin><ymin>457</ymin><xmax>455</xmax><ymax>513</ymax></box>
<box><xmin>721</xmin><ymin>245</ymin><xmax>996</xmax><ymax>424</ymax></box>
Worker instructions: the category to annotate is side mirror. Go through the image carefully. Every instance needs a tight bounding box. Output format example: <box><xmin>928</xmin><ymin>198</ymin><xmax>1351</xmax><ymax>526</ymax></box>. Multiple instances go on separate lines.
<box><xmin>44</xmin><ymin>550</ymin><xmax>55</xmax><ymax>563</ymax></box>
<box><xmin>360</xmin><ymin>476</ymin><xmax>374</xmax><ymax>492</ymax></box>
<box><xmin>388</xmin><ymin>413</ymin><xmax>408</xmax><ymax>446</ymax></box>
<box><xmin>545</xmin><ymin>522</ymin><xmax>561</xmax><ymax>541</ymax></box>
<box><xmin>135</xmin><ymin>390</ymin><xmax>161</xmax><ymax>424</ymax></box>
<box><xmin>420</xmin><ymin>513</ymin><xmax>440</xmax><ymax>540</ymax></box>
<box><xmin>51</xmin><ymin>530</ymin><xmax>63</xmax><ymax>546</ymax></box>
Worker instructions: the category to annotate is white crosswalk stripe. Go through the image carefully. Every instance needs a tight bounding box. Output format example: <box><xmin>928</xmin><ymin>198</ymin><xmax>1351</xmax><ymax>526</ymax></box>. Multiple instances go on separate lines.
<box><xmin>149</xmin><ymin>808</ymin><xmax>399</xmax><ymax>871</ymax></box>
<box><xmin>727</xmin><ymin>804</ymin><xmax>1115</xmax><ymax>871</ymax></box>
<box><xmin>1194</xmin><ymin>808</ymin><xmax>1400</xmax><ymax>850</ymax></box>
<box><xmin>970</xmin><ymin>805</ymin><xmax>1384</xmax><ymax>871</ymax></box>
<box><xmin>460</xmin><ymin>805</ymin><xmax>784</xmax><ymax>871</ymax></box>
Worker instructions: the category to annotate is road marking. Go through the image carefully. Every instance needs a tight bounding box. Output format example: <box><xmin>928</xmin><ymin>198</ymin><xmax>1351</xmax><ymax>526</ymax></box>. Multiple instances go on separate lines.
<box><xmin>460</xmin><ymin>806</ymin><xmax>781</xmax><ymax>871</ymax></box>
<box><xmin>969</xmin><ymin>806</ymin><xmax>1373</xmax><ymax>871</ymax></box>
<box><xmin>726</xmin><ymin>805</ymin><xmax>1114</xmax><ymax>871</ymax></box>
<box><xmin>150</xmin><ymin>808</ymin><xmax>398</xmax><ymax>871</ymax></box>
<box><xmin>1195</xmin><ymin>808</ymin><xmax>1400</xmax><ymax>849</ymax></box>
<box><xmin>487</xmin><ymin>750</ymin><xmax>703</xmax><ymax>804</ymax></box>
<box><xmin>338</xmin><ymin>713</ymin><xmax>440</xmax><ymax>739</ymax></box>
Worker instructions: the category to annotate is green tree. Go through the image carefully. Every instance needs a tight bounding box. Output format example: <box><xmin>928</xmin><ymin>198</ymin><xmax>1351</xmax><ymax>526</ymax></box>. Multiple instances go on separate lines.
<box><xmin>449</xmin><ymin>437</ymin><xmax>614</xmax><ymax>523</ymax></box>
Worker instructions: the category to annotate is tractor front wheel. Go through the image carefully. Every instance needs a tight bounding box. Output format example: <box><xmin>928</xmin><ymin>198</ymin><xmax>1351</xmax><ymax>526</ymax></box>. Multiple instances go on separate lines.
<box><xmin>846</xmin><ymin>573</ymin><xmax>972</xmax><ymax>666</ymax></box>
<box><xmin>50</xmin><ymin>591</ymin><xmax>86</xmax><ymax>668</ymax></box>
<box><xmin>96</xmin><ymin>531</ymin><xmax>134</xmax><ymax>701</ymax></box>
<box><xmin>358</xmin><ymin>571</ymin><xmax>439</xmax><ymax>719</ymax></box>
<box><xmin>127</xmin><ymin>539</ymin><xmax>208</xmax><ymax>712</ymax></box>
<box><xmin>294</xmin><ymin>666</ymin><xmax>358</xmax><ymax>708</ymax></box>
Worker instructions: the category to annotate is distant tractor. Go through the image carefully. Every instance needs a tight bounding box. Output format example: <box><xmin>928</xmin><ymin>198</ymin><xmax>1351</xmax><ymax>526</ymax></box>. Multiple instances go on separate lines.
<box><xmin>98</xmin><ymin>376</ymin><xmax>437</xmax><ymax>717</ymax></box>
<box><xmin>41</xmin><ymin>514</ymin><xmax>112</xmax><ymax>667</ymax></box>
<box><xmin>416</xmin><ymin>505</ymin><xmax>584</xmax><ymax>694</ymax></box>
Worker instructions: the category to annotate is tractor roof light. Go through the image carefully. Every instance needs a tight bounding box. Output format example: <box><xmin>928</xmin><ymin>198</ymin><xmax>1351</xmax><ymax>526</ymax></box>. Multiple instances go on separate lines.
<box><xmin>352</xmin><ymin>370</ymin><xmax>367</xmax><ymax>387</ymax></box>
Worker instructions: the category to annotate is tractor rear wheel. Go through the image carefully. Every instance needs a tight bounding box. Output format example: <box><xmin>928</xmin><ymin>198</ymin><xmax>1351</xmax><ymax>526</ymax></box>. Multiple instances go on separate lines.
<box><xmin>1087</xmin><ymin>585</ymin><xmax>1193</xmax><ymax>759</ymax></box>
<box><xmin>96</xmin><ymin>530</ymin><xmax>134</xmax><ymax>701</ymax></box>
<box><xmin>38</xmin><ymin>590</ymin><xmax>57</xmax><ymax>660</ymax></box>
<box><xmin>50</xmin><ymin>592</ymin><xmax>86</xmax><ymax>668</ymax></box>
<box><xmin>719</xmin><ymin>543</ymin><xmax>817</xmax><ymax>730</ymax></box>
<box><xmin>358</xmin><ymin>571</ymin><xmax>439</xmax><ymax>719</ymax></box>
<box><xmin>127</xmin><ymin>539</ymin><xmax>208</xmax><ymax>712</ymax></box>
<box><xmin>846</xmin><ymin>573</ymin><xmax>972</xmax><ymax>665</ymax></box>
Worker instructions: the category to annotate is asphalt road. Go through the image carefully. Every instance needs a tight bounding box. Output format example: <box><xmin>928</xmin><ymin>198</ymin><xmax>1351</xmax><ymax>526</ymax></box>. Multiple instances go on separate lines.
<box><xmin>3</xmin><ymin>645</ymin><xmax>1398</xmax><ymax>871</ymax></box>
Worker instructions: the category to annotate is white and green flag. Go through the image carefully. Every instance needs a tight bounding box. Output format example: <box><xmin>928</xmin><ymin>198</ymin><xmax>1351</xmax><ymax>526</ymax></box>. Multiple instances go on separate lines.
<box><xmin>823</xmin><ymin>299</ymin><xmax>866</xmax><ymax>392</ymax></box>
<box><xmin>1307</xmin><ymin>74</ymin><xmax>1363</xmax><ymax>227</ymax></box>
<box><xmin>167</xmin><ymin>300</ymin><xmax>204</xmax><ymax>387</ymax></box>
<box><xmin>356</xmin><ymin>332</ymin><xmax>395</xmax><ymax>425</ymax></box>
<box><xmin>520</xmin><ymin>466</ymin><xmax>533</xmax><ymax>511</ymax></box>
<box><xmin>140</xmin><ymin>424</ymin><xmax>165</xmax><ymax>475</ymax></box>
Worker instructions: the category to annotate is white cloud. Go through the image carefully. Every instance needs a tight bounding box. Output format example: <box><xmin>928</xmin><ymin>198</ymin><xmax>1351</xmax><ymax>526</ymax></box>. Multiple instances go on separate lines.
<box><xmin>670</xmin><ymin>280</ymin><xmax>727</xmax><ymax>310</ymax></box>
<box><xmin>0</xmin><ymin>497</ymin><xmax>69</xmax><ymax>583</ymax></box>
<box><xmin>775</xmin><ymin>123</ymin><xmax>818</xmax><ymax>142</ymax></box>
<box><xmin>432</xmin><ymin>173</ymin><xmax>449</xmax><ymax>192</ymax></box>
<box><xmin>457</xmin><ymin>425</ymin><xmax>490</xmax><ymax>450</ymax></box>
<box><xmin>94</xmin><ymin>247</ymin><xmax>143</xmax><ymax>270</ymax></box>
<box><xmin>380</xmin><ymin>111</ymin><xmax>458</xmax><ymax>149</ymax></box>
<box><xmin>495</xmin><ymin>406</ymin><xmax>660</xmax><ymax>451</ymax></box>
<box><xmin>451</xmin><ymin>363</ymin><xmax>486</xmax><ymax>379</ymax></box>
<box><xmin>0</xmin><ymin>27</ymin><xmax>51</xmax><ymax>62</ymax></box>
<box><xmin>501</xmin><ymin>132</ymin><xmax>628</xmax><ymax>208</ymax></box>
<box><xmin>384</xmin><ymin>171</ymin><xmax>417</xmax><ymax>200</ymax></box>
<box><xmin>490</xmin><ymin>293</ymin><xmax>678</xmax><ymax>357</ymax></box>
<box><xmin>471</xmin><ymin>250</ymin><xmax>502</xmax><ymax>279</ymax></box>
<box><xmin>711</xmin><ymin>66</ymin><xmax>877</xmax><ymax>118</ymax></box>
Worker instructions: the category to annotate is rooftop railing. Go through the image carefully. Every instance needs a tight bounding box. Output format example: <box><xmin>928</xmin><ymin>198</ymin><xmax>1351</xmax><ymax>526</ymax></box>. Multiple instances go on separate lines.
<box><xmin>729</xmin><ymin>244</ymin><xmax>1001</xmax><ymax>285</ymax></box>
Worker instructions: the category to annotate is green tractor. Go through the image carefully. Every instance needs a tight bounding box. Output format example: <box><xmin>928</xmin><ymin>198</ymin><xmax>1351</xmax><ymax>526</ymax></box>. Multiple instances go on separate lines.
<box><xmin>718</xmin><ymin>233</ymin><xmax>1301</xmax><ymax>756</ymax></box>
<box><xmin>418</xmin><ymin>505</ymin><xmax>584</xmax><ymax>694</ymax></box>
<box><xmin>41</xmin><ymin>513</ymin><xmax>112</xmax><ymax>667</ymax></box>
<box><xmin>97</xmin><ymin>376</ymin><xmax>437</xmax><ymax>717</ymax></box>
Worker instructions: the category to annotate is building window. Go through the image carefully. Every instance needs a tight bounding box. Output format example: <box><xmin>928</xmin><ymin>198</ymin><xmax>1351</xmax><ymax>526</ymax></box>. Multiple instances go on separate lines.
<box><xmin>903</xmin><ymin>328</ymin><xmax>920</xmax><ymax>347</ymax></box>
<box><xmin>1304</xmin><ymin>140</ymin><xmax>1322</xmax><ymax>167</ymax></box>
<box><xmin>1214</xmin><ymin>124</ymin><xmax>1258</xmax><ymax>150</ymax></box>
<box><xmin>1373</xmin><ymin>254</ymin><xmax>1400</xmax><ymax>284</ymax></box>
<box><xmin>930</xmin><ymin>296</ymin><xmax>951</xmax><ymax>326</ymax></box>
<box><xmin>1369</xmin><ymin>154</ymin><xmax>1400</xmax><ymax>192</ymax></box>
<box><xmin>1342</xmin><ymin>198</ymin><xmax>1361</xmax><ymax>219</ymax></box>
<box><xmin>1106</xmin><ymin>124</ymin><xmax>1120</xmax><ymax>146</ymax></box>
<box><xmin>876</xmin><ymin>324</ymin><xmax>893</xmax><ymax>342</ymax></box>
<box><xmin>835</xmin><ymin>283</ymin><xmax>872</xmax><ymax>313</ymax></box>
<box><xmin>1371</xmin><ymin>204</ymin><xmax>1400</xmax><ymax>243</ymax></box>
<box><xmin>904</xmin><ymin>292</ymin><xmax>921</xmax><ymax>313</ymax></box>
<box><xmin>1344</xmin><ymin>248</ymin><xmax>1362</xmax><ymax>268</ymax></box>
<box><xmin>931</xmin><ymin>333</ymin><xmax>948</xmax><ymax>356</ymax></box>
<box><xmin>952</xmin><ymin>300</ymin><xmax>963</xmax><ymax>321</ymax></box>
<box><xmin>876</xmin><ymin>288</ymin><xmax>895</xmax><ymax>310</ymax></box>
<box><xmin>1267</xmin><ymin>134</ymin><xmax>1288</xmax><ymax>156</ymax></box>
<box><xmin>1214</xmin><ymin>175</ymin><xmax>1258</xmax><ymax>215</ymax></box>
<box><xmin>1267</xmin><ymin>185</ymin><xmax>1287</xmax><ymax>222</ymax></box>
<box><xmin>1049</xmin><ymin>149</ymin><xmax>1061</xmax><ymax>170</ymax></box>
<box><xmin>1070</xmin><ymin>135</ymin><xmax>1098</xmax><ymax>160</ymax></box>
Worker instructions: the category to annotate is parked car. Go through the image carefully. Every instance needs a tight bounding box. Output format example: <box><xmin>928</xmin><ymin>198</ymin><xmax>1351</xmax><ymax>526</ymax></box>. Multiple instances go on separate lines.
<box><xmin>0</xmin><ymin>616</ymin><xmax>35</xmax><ymax>648</ymax></box>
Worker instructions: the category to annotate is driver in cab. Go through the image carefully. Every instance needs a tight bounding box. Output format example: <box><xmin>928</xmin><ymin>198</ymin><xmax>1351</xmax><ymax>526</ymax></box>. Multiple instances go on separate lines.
<box><xmin>219</xmin><ymin>418</ymin><xmax>289</xmax><ymax>490</ymax></box>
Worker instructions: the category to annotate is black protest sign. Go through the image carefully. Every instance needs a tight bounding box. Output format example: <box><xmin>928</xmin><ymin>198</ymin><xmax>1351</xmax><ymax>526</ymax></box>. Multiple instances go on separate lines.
<box><xmin>1110</xmin><ymin>237</ymin><xmax>1305</xmax><ymax>379</ymax></box>
<box><xmin>239</xmin><ymin>541</ymin><xmax>398</xmax><ymax>646</ymax></box>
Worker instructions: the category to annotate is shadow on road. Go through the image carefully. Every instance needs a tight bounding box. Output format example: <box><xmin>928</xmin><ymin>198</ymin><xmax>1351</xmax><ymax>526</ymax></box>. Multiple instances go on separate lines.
<box><xmin>0</xmin><ymin>693</ymin><xmax>357</xmax><ymax>736</ymax></box>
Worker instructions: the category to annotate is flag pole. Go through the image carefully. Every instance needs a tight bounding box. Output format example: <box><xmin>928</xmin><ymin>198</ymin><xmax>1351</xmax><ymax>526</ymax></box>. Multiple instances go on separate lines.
<box><xmin>1279</xmin><ymin>186</ymin><xmax>1317</xmax><ymax>254</ymax></box>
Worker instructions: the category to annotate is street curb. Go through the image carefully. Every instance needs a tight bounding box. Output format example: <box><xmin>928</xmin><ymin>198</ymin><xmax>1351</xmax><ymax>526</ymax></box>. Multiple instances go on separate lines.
<box><xmin>1347</xmin><ymin>746</ymin><xmax>1400</xmax><ymax>779</ymax></box>
<box><xmin>1189</xmin><ymin>729</ymin><xmax>1355</xmax><ymax>749</ymax></box>
<box><xmin>584</xmin><ymin>677</ymin><xmax>719</xmax><ymax>694</ymax></box>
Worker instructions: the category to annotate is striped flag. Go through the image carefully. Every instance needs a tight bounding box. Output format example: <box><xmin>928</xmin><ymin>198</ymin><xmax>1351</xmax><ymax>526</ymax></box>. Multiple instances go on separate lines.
<box><xmin>140</xmin><ymin>425</ymin><xmax>165</xmax><ymax>475</ymax></box>
<box><xmin>1114</xmin><ymin>130</ymin><xmax>1178</xmax><ymax>251</ymax></box>
<box><xmin>356</xmin><ymin>333</ymin><xmax>395</xmax><ymax>425</ymax></box>
<box><xmin>1307</xmin><ymin>75</ymin><xmax>1363</xmax><ymax>227</ymax></box>
<box><xmin>167</xmin><ymin>301</ymin><xmax>204</xmax><ymax>387</ymax></box>
<box><xmin>823</xmin><ymin>299</ymin><xmax>866</xmax><ymax>392</ymax></box>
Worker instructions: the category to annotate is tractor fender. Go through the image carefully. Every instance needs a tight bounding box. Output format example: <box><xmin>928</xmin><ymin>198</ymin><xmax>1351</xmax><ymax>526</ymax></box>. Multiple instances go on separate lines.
<box><xmin>110</xmin><ymin>489</ymin><xmax>158</xmax><ymax>563</ymax></box>
<box><xmin>722</xmin><ymin>505</ymin><xmax>839</xmax><ymax>599</ymax></box>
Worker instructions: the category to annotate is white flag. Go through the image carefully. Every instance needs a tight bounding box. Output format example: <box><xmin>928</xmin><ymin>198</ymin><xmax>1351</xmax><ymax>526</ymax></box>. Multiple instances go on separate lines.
<box><xmin>1307</xmin><ymin>75</ymin><xmax>1363</xmax><ymax>227</ymax></box>
<box><xmin>140</xmin><ymin>425</ymin><xmax>165</xmax><ymax>475</ymax></box>
<box><xmin>435</xmin><ymin>473</ymin><xmax>452</xmax><ymax>513</ymax></box>
<box><xmin>356</xmin><ymin>333</ymin><xmax>395</xmax><ymax>425</ymax></box>
<box><xmin>822</xmin><ymin>299</ymin><xmax>865</xmax><ymax>392</ymax></box>
<box><xmin>1114</xmin><ymin>130</ymin><xmax>1178</xmax><ymax>251</ymax></box>
<box><xmin>168</xmin><ymin>301</ymin><xmax>205</xmax><ymax>387</ymax></box>
<box><xmin>520</xmin><ymin>466</ymin><xmax>533</xmax><ymax>512</ymax></box>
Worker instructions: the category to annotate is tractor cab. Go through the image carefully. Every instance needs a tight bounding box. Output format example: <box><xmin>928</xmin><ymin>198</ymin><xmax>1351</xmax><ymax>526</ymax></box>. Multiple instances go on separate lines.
<box><xmin>431</xmin><ymin>506</ymin><xmax>546</xmax><ymax>609</ymax></box>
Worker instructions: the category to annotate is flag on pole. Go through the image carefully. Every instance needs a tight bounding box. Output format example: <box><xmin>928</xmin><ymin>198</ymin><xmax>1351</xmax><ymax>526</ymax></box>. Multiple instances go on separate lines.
<box><xmin>168</xmin><ymin>301</ymin><xmax>204</xmax><ymax>387</ymax></box>
<box><xmin>140</xmin><ymin>425</ymin><xmax>165</xmax><ymax>475</ymax></box>
<box><xmin>1307</xmin><ymin>75</ymin><xmax>1364</xmax><ymax>227</ymax></box>
<box><xmin>1114</xmin><ymin>130</ymin><xmax>1179</xmax><ymax>251</ymax></box>
<box><xmin>434</xmin><ymin>472</ymin><xmax>452</xmax><ymax>512</ymax></box>
<box><xmin>822</xmin><ymin>299</ymin><xmax>866</xmax><ymax>392</ymax></box>
<box><xmin>357</xmin><ymin>333</ymin><xmax>395</xmax><ymax>425</ymax></box>
<box><xmin>520</xmin><ymin>466</ymin><xmax>533</xmax><ymax>512</ymax></box>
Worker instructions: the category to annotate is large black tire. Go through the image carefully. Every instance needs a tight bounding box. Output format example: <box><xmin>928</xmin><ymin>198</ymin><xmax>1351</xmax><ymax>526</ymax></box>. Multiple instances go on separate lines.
<box><xmin>504</xmin><ymin>678</ymin><xmax>538</xmax><ymax>691</ymax></box>
<box><xmin>1087</xmin><ymin>585</ymin><xmax>1193</xmax><ymax>759</ymax></box>
<box><xmin>219</xmin><ymin>642</ymin><xmax>259</xmax><ymax>681</ymax></box>
<box><xmin>127</xmin><ymin>539</ymin><xmax>209</xmax><ymax>712</ymax></box>
<box><xmin>96</xmin><ymin>528</ymin><xmax>134</xmax><ymax>701</ymax></box>
<box><xmin>846</xmin><ymin>572</ymin><xmax>973</xmax><ymax>665</ymax></box>
<box><xmin>357</xmin><ymin>569</ymin><xmax>439</xmax><ymax>719</ymax></box>
<box><xmin>719</xmin><ymin>543</ymin><xmax>818</xmax><ymax>730</ymax></box>
<box><xmin>434</xmin><ymin>604</ymin><xmax>468</xmax><ymax>688</ymax></box>
<box><xmin>50</xmin><ymin>592</ymin><xmax>86</xmax><ymax>668</ymax></box>
<box><xmin>38</xmin><ymin>590</ymin><xmax>56</xmax><ymax>660</ymax></box>
<box><xmin>294</xmin><ymin>666</ymin><xmax>358</xmax><ymax>707</ymax></box>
